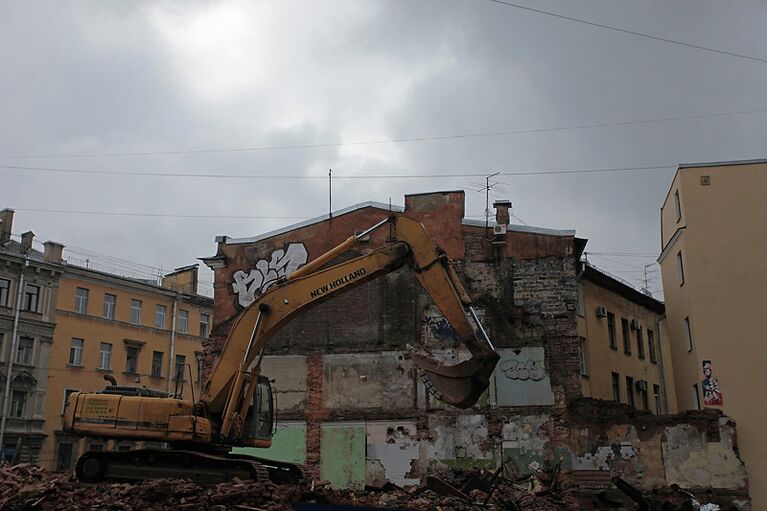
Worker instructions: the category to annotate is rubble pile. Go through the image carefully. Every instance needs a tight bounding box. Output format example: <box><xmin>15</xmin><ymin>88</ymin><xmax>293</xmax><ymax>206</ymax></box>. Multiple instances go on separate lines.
<box><xmin>0</xmin><ymin>463</ymin><xmax>737</xmax><ymax>510</ymax></box>
<box><xmin>0</xmin><ymin>463</ymin><xmax>293</xmax><ymax>511</ymax></box>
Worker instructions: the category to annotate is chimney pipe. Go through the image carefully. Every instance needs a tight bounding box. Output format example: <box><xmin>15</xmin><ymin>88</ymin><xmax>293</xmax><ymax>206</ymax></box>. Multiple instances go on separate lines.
<box><xmin>44</xmin><ymin>241</ymin><xmax>64</xmax><ymax>264</ymax></box>
<box><xmin>20</xmin><ymin>231</ymin><xmax>34</xmax><ymax>253</ymax></box>
<box><xmin>493</xmin><ymin>200</ymin><xmax>512</xmax><ymax>226</ymax></box>
<box><xmin>0</xmin><ymin>209</ymin><xmax>13</xmax><ymax>244</ymax></box>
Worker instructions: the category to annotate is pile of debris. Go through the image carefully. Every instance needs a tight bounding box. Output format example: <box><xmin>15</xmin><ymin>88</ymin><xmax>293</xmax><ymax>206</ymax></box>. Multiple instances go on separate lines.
<box><xmin>0</xmin><ymin>463</ymin><xmax>294</xmax><ymax>511</ymax></box>
<box><xmin>0</xmin><ymin>462</ymin><xmax>735</xmax><ymax>510</ymax></box>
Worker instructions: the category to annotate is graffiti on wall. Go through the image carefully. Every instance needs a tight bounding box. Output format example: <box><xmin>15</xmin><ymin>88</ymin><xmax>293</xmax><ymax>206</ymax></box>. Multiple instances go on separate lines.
<box><xmin>702</xmin><ymin>360</ymin><xmax>723</xmax><ymax>406</ymax></box>
<box><xmin>232</xmin><ymin>243</ymin><xmax>308</xmax><ymax>308</ymax></box>
<box><xmin>499</xmin><ymin>356</ymin><xmax>545</xmax><ymax>382</ymax></box>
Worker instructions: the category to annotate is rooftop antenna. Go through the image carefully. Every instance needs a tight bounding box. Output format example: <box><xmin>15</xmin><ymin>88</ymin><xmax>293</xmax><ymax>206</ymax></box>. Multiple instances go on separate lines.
<box><xmin>484</xmin><ymin>172</ymin><xmax>500</xmax><ymax>238</ymax></box>
<box><xmin>328</xmin><ymin>168</ymin><xmax>332</xmax><ymax>220</ymax></box>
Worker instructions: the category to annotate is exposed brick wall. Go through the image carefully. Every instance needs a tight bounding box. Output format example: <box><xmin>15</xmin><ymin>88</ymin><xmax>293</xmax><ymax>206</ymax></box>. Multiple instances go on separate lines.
<box><xmin>304</xmin><ymin>352</ymin><xmax>328</xmax><ymax>481</ymax></box>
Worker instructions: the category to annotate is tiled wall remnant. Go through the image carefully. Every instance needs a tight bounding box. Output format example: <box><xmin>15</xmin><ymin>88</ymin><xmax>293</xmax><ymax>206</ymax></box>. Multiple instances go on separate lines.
<box><xmin>366</xmin><ymin>422</ymin><xmax>420</xmax><ymax>487</ymax></box>
<box><xmin>320</xmin><ymin>423</ymin><xmax>366</xmax><ymax>489</ymax></box>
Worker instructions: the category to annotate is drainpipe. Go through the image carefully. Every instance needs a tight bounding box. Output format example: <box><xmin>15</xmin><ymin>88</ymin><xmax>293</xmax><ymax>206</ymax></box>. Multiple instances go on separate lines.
<box><xmin>167</xmin><ymin>295</ymin><xmax>179</xmax><ymax>394</ymax></box>
<box><xmin>0</xmin><ymin>258</ymin><xmax>28</xmax><ymax>455</ymax></box>
<box><xmin>656</xmin><ymin>315</ymin><xmax>670</xmax><ymax>414</ymax></box>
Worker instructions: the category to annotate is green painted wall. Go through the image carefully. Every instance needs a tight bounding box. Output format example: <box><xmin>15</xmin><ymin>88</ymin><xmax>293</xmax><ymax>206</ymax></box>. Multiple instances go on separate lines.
<box><xmin>232</xmin><ymin>423</ymin><xmax>307</xmax><ymax>464</ymax></box>
<box><xmin>320</xmin><ymin>424</ymin><xmax>365</xmax><ymax>489</ymax></box>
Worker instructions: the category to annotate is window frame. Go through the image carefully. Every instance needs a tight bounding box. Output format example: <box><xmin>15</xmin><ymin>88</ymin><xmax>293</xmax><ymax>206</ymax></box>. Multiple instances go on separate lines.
<box><xmin>0</xmin><ymin>278</ymin><xmax>9</xmax><ymax>307</ymax></box>
<box><xmin>61</xmin><ymin>388</ymin><xmax>79</xmax><ymax>415</ymax></box>
<box><xmin>16</xmin><ymin>336</ymin><xmax>34</xmax><ymax>365</ymax></box>
<box><xmin>578</xmin><ymin>336</ymin><xmax>588</xmax><ymax>376</ymax></box>
<box><xmin>175</xmin><ymin>354</ymin><xmax>187</xmax><ymax>382</ymax></box>
<box><xmin>151</xmin><ymin>351</ymin><xmax>164</xmax><ymax>378</ymax></box>
<box><xmin>125</xmin><ymin>346</ymin><xmax>139</xmax><ymax>374</ymax></box>
<box><xmin>621</xmin><ymin>318</ymin><xmax>631</xmax><ymax>355</ymax></box>
<box><xmin>611</xmin><ymin>372</ymin><xmax>621</xmax><ymax>402</ymax></box>
<box><xmin>684</xmin><ymin>317</ymin><xmax>693</xmax><ymax>352</ymax></box>
<box><xmin>607</xmin><ymin>312</ymin><xmax>617</xmax><ymax>350</ymax></box>
<box><xmin>674</xmin><ymin>189</ymin><xmax>681</xmax><ymax>222</ymax></box>
<box><xmin>130</xmin><ymin>299</ymin><xmax>142</xmax><ymax>325</ymax></box>
<box><xmin>177</xmin><ymin>309</ymin><xmax>189</xmax><ymax>334</ymax></box>
<box><xmin>10</xmin><ymin>390</ymin><xmax>27</xmax><ymax>418</ymax></box>
<box><xmin>692</xmin><ymin>383</ymin><xmax>701</xmax><ymax>410</ymax></box>
<box><xmin>103</xmin><ymin>293</ymin><xmax>116</xmax><ymax>320</ymax></box>
<box><xmin>75</xmin><ymin>287</ymin><xmax>89</xmax><ymax>314</ymax></box>
<box><xmin>98</xmin><ymin>342</ymin><xmax>113</xmax><ymax>370</ymax></box>
<box><xmin>626</xmin><ymin>376</ymin><xmax>635</xmax><ymax>407</ymax></box>
<box><xmin>653</xmin><ymin>383</ymin><xmax>661</xmax><ymax>414</ymax></box>
<box><xmin>69</xmin><ymin>338</ymin><xmax>84</xmax><ymax>366</ymax></box>
<box><xmin>636</xmin><ymin>328</ymin><xmax>645</xmax><ymax>360</ymax></box>
<box><xmin>677</xmin><ymin>251</ymin><xmax>685</xmax><ymax>286</ymax></box>
<box><xmin>199</xmin><ymin>313</ymin><xmax>210</xmax><ymax>338</ymax></box>
<box><xmin>155</xmin><ymin>304</ymin><xmax>167</xmax><ymax>329</ymax></box>
<box><xmin>23</xmin><ymin>284</ymin><xmax>40</xmax><ymax>312</ymax></box>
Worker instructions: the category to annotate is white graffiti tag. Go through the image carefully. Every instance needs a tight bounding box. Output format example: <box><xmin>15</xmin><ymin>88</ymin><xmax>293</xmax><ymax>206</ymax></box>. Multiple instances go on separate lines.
<box><xmin>499</xmin><ymin>357</ymin><xmax>545</xmax><ymax>381</ymax></box>
<box><xmin>232</xmin><ymin>243</ymin><xmax>308</xmax><ymax>308</ymax></box>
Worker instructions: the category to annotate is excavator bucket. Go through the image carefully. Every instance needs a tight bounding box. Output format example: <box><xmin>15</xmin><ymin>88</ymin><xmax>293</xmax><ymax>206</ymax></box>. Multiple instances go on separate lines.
<box><xmin>410</xmin><ymin>347</ymin><xmax>500</xmax><ymax>409</ymax></box>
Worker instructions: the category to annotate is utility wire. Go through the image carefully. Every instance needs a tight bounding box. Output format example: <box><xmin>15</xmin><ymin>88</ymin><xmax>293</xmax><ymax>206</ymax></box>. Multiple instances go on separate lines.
<box><xmin>485</xmin><ymin>0</ymin><xmax>767</xmax><ymax>65</ymax></box>
<box><xmin>13</xmin><ymin>208</ymin><xmax>309</xmax><ymax>220</ymax></box>
<box><xmin>1</xmin><ymin>107</ymin><xmax>766</xmax><ymax>159</ymax></box>
<box><xmin>0</xmin><ymin>163</ymin><xmax>676</xmax><ymax>180</ymax></box>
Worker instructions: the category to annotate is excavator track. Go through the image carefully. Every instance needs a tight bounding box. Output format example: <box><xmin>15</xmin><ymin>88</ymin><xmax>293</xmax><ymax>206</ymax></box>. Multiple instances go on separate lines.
<box><xmin>75</xmin><ymin>449</ymin><xmax>301</xmax><ymax>485</ymax></box>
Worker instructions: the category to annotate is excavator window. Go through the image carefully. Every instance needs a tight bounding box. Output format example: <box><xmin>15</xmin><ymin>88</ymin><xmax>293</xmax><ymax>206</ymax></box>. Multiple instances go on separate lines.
<box><xmin>243</xmin><ymin>376</ymin><xmax>275</xmax><ymax>441</ymax></box>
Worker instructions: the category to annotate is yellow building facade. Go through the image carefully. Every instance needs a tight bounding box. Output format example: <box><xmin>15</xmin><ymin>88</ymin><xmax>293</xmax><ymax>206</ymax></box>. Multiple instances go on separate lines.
<box><xmin>39</xmin><ymin>264</ymin><xmax>212</xmax><ymax>470</ymax></box>
<box><xmin>578</xmin><ymin>264</ymin><xmax>677</xmax><ymax>414</ymax></box>
<box><xmin>659</xmin><ymin>160</ymin><xmax>767</xmax><ymax>506</ymax></box>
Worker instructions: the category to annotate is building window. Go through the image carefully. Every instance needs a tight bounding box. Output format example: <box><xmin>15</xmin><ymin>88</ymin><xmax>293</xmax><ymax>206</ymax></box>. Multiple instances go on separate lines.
<box><xmin>177</xmin><ymin>310</ymin><xmax>189</xmax><ymax>334</ymax></box>
<box><xmin>56</xmin><ymin>442</ymin><xmax>74</xmax><ymax>472</ymax></box>
<box><xmin>62</xmin><ymin>388</ymin><xmax>78</xmax><ymax>415</ymax></box>
<box><xmin>611</xmin><ymin>372</ymin><xmax>620</xmax><ymax>402</ymax></box>
<box><xmin>16</xmin><ymin>336</ymin><xmax>33</xmax><ymax>365</ymax></box>
<box><xmin>692</xmin><ymin>383</ymin><xmax>701</xmax><ymax>410</ymax></box>
<box><xmin>200</xmin><ymin>313</ymin><xmax>210</xmax><ymax>338</ymax></box>
<box><xmin>10</xmin><ymin>390</ymin><xmax>27</xmax><ymax>417</ymax></box>
<box><xmin>103</xmin><ymin>294</ymin><xmax>116</xmax><ymax>320</ymax></box>
<box><xmin>125</xmin><ymin>346</ymin><xmax>139</xmax><ymax>374</ymax></box>
<box><xmin>636</xmin><ymin>328</ymin><xmax>645</xmax><ymax>360</ymax></box>
<box><xmin>648</xmin><ymin>329</ymin><xmax>657</xmax><ymax>363</ymax></box>
<box><xmin>99</xmin><ymin>342</ymin><xmax>112</xmax><ymax>370</ymax></box>
<box><xmin>87</xmin><ymin>442</ymin><xmax>105</xmax><ymax>452</ymax></box>
<box><xmin>0</xmin><ymin>278</ymin><xmax>9</xmax><ymax>307</ymax></box>
<box><xmin>621</xmin><ymin>318</ymin><xmax>631</xmax><ymax>355</ymax></box>
<box><xmin>607</xmin><ymin>312</ymin><xmax>617</xmax><ymax>350</ymax></box>
<box><xmin>674</xmin><ymin>190</ymin><xmax>681</xmax><ymax>222</ymax></box>
<box><xmin>69</xmin><ymin>338</ymin><xmax>84</xmax><ymax>366</ymax></box>
<box><xmin>151</xmin><ymin>351</ymin><xmax>163</xmax><ymax>377</ymax></box>
<box><xmin>579</xmin><ymin>337</ymin><xmax>588</xmax><ymax>376</ymax></box>
<box><xmin>677</xmin><ymin>251</ymin><xmax>685</xmax><ymax>286</ymax></box>
<box><xmin>576</xmin><ymin>283</ymin><xmax>585</xmax><ymax>317</ymax></box>
<box><xmin>684</xmin><ymin>317</ymin><xmax>693</xmax><ymax>352</ymax></box>
<box><xmin>130</xmin><ymin>299</ymin><xmax>142</xmax><ymax>325</ymax></box>
<box><xmin>626</xmin><ymin>376</ymin><xmax>635</xmax><ymax>407</ymax></box>
<box><xmin>75</xmin><ymin>287</ymin><xmax>89</xmax><ymax>314</ymax></box>
<box><xmin>175</xmin><ymin>354</ymin><xmax>187</xmax><ymax>381</ymax></box>
<box><xmin>653</xmin><ymin>384</ymin><xmax>661</xmax><ymax>414</ymax></box>
<box><xmin>155</xmin><ymin>304</ymin><xmax>167</xmax><ymax>329</ymax></box>
<box><xmin>639</xmin><ymin>382</ymin><xmax>649</xmax><ymax>410</ymax></box>
<box><xmin>23</xmin><ymin>284</ymin><xmax>39</xmax><ymax>312</ymax></box>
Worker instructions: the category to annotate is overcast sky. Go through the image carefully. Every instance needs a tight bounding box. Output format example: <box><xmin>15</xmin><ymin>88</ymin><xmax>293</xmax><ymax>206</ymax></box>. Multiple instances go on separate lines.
<box><xmin>1</xmin><ymin>0</ymin><xmax>766</xmax><ymax>297</ymax></box>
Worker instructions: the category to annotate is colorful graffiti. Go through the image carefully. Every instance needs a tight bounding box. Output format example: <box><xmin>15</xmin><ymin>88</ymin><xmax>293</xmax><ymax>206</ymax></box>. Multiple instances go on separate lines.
<box><xmin>231</xmin><ymin>243</ymin><xmax>308</xmax><ymax>308</ymax></box>
<box><xmin>702</xmin><ymin>360</ymin><xmax>723</xmax><ymax>406</ymax></box>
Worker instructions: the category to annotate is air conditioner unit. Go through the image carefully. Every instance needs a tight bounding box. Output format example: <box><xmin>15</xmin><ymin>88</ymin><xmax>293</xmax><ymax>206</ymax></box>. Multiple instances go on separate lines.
<box><xmin>595</xmin><ymin>306</ymin><xmax>607</xmax><ymax>318</ymax></box>
<box><xmin>493</xmin><ymin>224</ymin><xmax>507</xmax><ymax>236</ymax></box>
<box><xmin>635</xmin><ymin>380</ymin><xmax>648</xmax><ymax>392</ymax></box>
<box><xmin>630</xmin><ymin>319</ymin><xmax>642</xmax><ymax>330</ymax></box>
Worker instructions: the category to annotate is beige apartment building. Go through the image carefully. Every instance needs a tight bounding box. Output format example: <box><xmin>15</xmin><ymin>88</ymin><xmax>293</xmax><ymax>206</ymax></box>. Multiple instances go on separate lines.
<box><xmin>38</xmin><ymin>259</ymin><xmax>213</xmax><ymax>471</ymax></box>
<box><xmin>578</xmin><ymin>262</ymin><xmax>677</xmax><ymax>414</ymax></box>
<box><xmin>659</xmin><ymin>159</ymin><xmax>767</xmax><ymax>506</ymax></box>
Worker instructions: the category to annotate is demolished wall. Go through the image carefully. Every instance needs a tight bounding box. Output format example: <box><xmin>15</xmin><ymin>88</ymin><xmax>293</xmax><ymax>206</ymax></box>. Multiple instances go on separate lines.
<box><xmin>206</xmin><ymin>191</ymin><xmax>748</xmax><ymax>504</ymax></box>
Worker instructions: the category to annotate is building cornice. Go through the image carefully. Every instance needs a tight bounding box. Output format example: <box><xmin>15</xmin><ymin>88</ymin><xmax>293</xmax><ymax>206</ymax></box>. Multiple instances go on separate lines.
<box><xmin>658</xmin><ymin>226</ymin><xmax>686</xmax><ymax>264</ymax></box>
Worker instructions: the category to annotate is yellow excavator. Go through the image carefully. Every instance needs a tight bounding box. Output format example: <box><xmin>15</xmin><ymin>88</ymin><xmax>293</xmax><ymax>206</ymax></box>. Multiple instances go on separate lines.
<box><xmin>62</xmin><ymin>215</ymin><xmax>500</xmax><ymax>483</ymax></box>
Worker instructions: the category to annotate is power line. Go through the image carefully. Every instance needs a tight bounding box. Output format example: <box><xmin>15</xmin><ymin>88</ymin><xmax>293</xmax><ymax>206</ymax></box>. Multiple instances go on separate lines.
<box><xmin>13</xmin><ymin>208</ymin><xmax>309</xmax><ymax>220</ymax></box>
<box><xmin>0</xmin><ymin>163</ymin><xmax>676</xmax><ymax>180</ymax></box>
<box><xmin>2</xmin><ymin>107</ymin><xmax>767</xmax><ymax>159</ymax></box>
<box><xmin>485</xmin><ymin>0</ymin><xmax>767</xmax><ymax>65</ymax></box>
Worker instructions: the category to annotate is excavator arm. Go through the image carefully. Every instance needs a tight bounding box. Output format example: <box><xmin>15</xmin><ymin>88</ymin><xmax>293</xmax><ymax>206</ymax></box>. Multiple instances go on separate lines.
<box><xmin>202</xmin><ymin>214</ymin><xmax>499</xmax><ymax>442</ymax></box>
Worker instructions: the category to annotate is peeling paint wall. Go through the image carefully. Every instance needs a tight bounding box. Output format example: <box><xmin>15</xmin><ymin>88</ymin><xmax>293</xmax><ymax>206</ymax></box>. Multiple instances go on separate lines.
<box><xmin>320</xmin><ymin>423</ymin><xmax>366</xmax><ymax>489</ymax></box>
<box><xmin>496</xmin><ymin>347</ymin><xmax>554</xmax><ymax>406</ymax></box>
<box><xmin>366</xmin><ymin>422</ymin><xmax>420</xmax><ymax>487</ymax></box>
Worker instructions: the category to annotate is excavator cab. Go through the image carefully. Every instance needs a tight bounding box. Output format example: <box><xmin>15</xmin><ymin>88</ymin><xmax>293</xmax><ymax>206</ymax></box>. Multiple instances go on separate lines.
<box><xmin>241</xmin><ymin>376</ymin><xmax>275</xmax><ymax>444</ymax></box>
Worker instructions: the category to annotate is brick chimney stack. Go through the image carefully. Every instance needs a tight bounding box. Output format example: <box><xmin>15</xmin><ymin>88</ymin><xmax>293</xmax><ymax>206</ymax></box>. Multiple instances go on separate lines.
<box><xmin>20</xmin><ymin>231</ymin><xmax>34</xmax><ymax>253</ymax></box>
<box><xmin>493</xmin><ymin>200</ymin><xmax>512</xmax><ymax>226</ymax></box>
<box><xmin>0</xmin><ymin>208</ymin><xmax>13</xmax><ymax>244</ymax></box>
<box><xmin>44</xmin><ymin>240</ymin><xmax>64</xmax><ymax>264</ymax></box>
